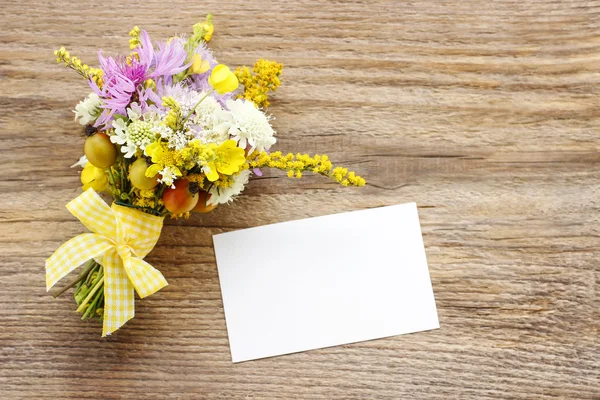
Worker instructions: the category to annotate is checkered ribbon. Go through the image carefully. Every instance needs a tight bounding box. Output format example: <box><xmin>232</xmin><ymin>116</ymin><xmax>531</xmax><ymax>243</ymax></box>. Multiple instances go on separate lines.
<box><xmin>46</xmin><ymin>188</ymin><xmax>166</xmax><ymax>336</ymax></box>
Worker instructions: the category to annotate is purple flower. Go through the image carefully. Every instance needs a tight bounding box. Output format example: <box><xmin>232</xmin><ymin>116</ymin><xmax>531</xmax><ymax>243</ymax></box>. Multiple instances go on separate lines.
<box><xmin>123</xmin><ymin>61</ymin><xmax>148</xmax><ymax>85</ymax></box>
<box><xmin>88</xmin><ymin>30</ymin><xmax>217</xmax><ymax>128</ymax></box>
<box><xmin>138</xmin><ymin>87</ymin><xmax>162</xmax><ymax>113</ymax></box>
<box><xmin>151</xmin><ymin>38</ymin><xmax>190</xmax><ymax>81</ymax></box>
<box><xmin>136</xmin><ymin>30</ymin><xmax>154</xmax><ymax>67</ymax></box>
<box><xmin>90</xmin><ymin>51</ymin><xmax>152</xmax><ymax>128</ymax></box>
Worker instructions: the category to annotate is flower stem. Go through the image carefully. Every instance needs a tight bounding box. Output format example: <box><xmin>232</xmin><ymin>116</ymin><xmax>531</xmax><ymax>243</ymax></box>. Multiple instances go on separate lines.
<box><xmin>76</xmin><ymin>273</ymin><xmax>104</xmax><ymax>313</ymax></box>
<box><xmin>107</xmin><ymin>167</ymin><xmax>119</xmax><ymax>198</ymax></box>
<box><xmin>120</xmin><ymin>165</ymin><xmax>125</xmax><ymax>192</ymax></box>
<box><xmin>107</xmin><ymin>167</ymin><xmax>116</xmax><ymax>185</ymax></box>
<box><xmin>82</xmin><ymin>283</ymin><xmax>104</xmax><ymax>320</ymax></box>
<box><xmin>52</xmin><ymin>259</ymin><xmax>95</xmax><ymax>298</ymax></box>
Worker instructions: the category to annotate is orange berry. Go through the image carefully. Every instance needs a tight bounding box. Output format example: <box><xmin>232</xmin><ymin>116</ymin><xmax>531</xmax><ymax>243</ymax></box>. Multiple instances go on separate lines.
<box><xmin>162</xmin><ymin>179</ymin><xmax>199</xmax><ymax>214</ymax></box>
<box><xmin>192</xmin><ymin>190</ymin><xmax>218</xmax><ymax>213</ymax></box>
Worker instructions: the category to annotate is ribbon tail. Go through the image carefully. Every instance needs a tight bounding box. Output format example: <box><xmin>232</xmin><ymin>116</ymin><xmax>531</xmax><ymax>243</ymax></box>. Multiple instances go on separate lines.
<box><xmin>123</xmin><ymin>257</ymin><xmax>168</xmax><ymax>299</ymax></box>
<box><xmin>102</xmin><ymin>250</ymin><xmax>135</xmax><ymax>337</ymax></box>
<box><xmin>45</xmin><ymin>233</ymin><xmax>113</xmax><ymax>291</ymax></box>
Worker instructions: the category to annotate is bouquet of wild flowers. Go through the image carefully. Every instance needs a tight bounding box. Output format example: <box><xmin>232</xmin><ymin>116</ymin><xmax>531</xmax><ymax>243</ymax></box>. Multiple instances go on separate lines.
<box><xmin>47</xmin><ymin>15</ymin><xmax>365</xmax><ymax>336</ymax></box>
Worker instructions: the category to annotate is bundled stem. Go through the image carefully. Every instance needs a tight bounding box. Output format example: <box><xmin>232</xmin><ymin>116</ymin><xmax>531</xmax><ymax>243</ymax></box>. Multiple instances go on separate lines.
<box><xmin>73</xmin><ymin>261</ymin><xmax>105</xmax><ymax>321</ymax></box>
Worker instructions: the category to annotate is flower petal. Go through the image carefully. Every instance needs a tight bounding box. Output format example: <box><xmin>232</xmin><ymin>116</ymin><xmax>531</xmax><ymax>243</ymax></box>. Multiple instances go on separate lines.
<box><xmin>145</xmin><ymin>164</ymin><xmax>162</xmax><ymax>178</ymax></box>
<box><xmin>205</xmin><ymin>162</ymin><xmax>219</xmax><ymax>182</ymax></box>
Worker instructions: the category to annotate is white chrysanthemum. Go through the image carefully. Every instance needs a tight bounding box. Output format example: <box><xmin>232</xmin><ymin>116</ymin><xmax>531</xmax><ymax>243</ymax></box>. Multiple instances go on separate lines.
<box><xmin>110</xmin><ymin>103</ymin><xmax>161</xmax><ymax>158</ymax></box>
<box><xmin>208</xmin><ymin>169</ymin><xmax>251</xmax><ymax>205</ymax></box>
<box><xmin>73</xmin><ymin>93</ymin><xmax>102</xmax><ymax>125</ymax></box>
<box><xmin>219</xmin><ymin>99</ymin><xmax>276</xmax><ymax>153</ymax></box>
<box><xmin>190</xmin><ymin>94</ymin><xmax>230</xmax><ymax>144</ymax></box>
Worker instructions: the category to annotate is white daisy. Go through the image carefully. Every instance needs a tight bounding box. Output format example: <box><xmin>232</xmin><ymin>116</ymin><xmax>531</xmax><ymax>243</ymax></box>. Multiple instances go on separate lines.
<box><xmin>127</xmin><ymin>102</ymin><xmax>143</xmax><ymax>121</ymax></box>
<box><xmin>208</xmin><ymin>169</ymin><xmax>252</xmax><ymax>205</ymax></box>
<box><xmin>111</xmin><ymin>118</ymin><xmax>128</xmax><ymax>144</ymax></box>
<box><xmin>218</xmin><ymin>99</ymin><xmax>276</xmax><ymax>153</ymax></box>
<box><xmin>73</xmin><ymin>93</ymin><xmax>102</xmax><ymax>125</ymax></box>
<box><xmin>121</xmin><ymin>140</ymin><xmax>139</xmax><ymax>158</ymax></box>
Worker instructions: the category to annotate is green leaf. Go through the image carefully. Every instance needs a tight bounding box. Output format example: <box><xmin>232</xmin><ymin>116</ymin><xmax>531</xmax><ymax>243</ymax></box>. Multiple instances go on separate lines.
<box><xmin>113</xmin><ymin>113</ymin><xmax>128</xmax><ymax>123</ymax></box>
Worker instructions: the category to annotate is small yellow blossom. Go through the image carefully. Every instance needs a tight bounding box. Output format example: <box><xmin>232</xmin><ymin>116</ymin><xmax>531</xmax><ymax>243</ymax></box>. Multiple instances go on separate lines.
<box><xmin>54</xmin><ymin>47</ymin><xmax>103</xmax><ymax>88</ymax></box>
<box><xmin>129</xmin><ymin>26</ymin><xmax>141</xmax><ymax>50</ymax></box>
<box><xmin>187</xmin><ymin>173</ymin><xmax>207</xmax><ymax>189</ymax></box>
<box><xmin>161</xmin><ymin>97</ymin><xmax>182</xmax><ymax>130</ymax></box>
<box><xmin>188</xmin><ymin>14</ymin><xmax>214</xmax><ymax>49</ymax></box>
<box><xmin>209</xmin><ymin>64</ymin><xmax>239</xmax><ymax>94</ymax></box>
<box><xmin>201</xmin><ymin>17</ymin><xmax>214</xmax><ymax>42</ymax></box>
<box><xmin>132</xmin><ymin>188</ymin><xmax>158</xmax><ymax>208</ymax></box>
<box><xmin>170</xmin><ymin>212</ymin><xmax>191</xmax><ymax>220</ymax></box>
<box><xmin>144</xmin><ymin>79</ymin><xmax>156</xmax><ymax>90</ymax></box>
<box><xmin>80</xmin><ymin>162</ymin><xmax>108</xmax><ymax>192</ymax></box>
<box><xmin>246</xmin><ymin>151</ymin><xmax>366</xmax><ymax>187</ymax></box>
<box><xmin>235</xmin><ymin>59</ymin><xmax>283</xmax><ymax>108</ymax></box>
<box><xmin>140</xmin><ymin>189</ymin><xmax>156</xmax><ymax>198</ymax></box>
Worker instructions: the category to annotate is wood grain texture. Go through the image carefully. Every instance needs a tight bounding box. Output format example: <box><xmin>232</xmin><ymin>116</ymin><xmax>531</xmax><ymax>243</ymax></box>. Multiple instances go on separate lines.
<box><xmin>1</xmin><ymin>0</ymin><xmax>599</xmax><ymax>398</ymax></box>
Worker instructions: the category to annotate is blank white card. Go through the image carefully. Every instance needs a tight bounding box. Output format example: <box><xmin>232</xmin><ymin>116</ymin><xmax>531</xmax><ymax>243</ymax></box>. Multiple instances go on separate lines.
<box><xmin>213</xmin><ymin>203</ymin><xmax>439</xmax><ymax>362</ymax></box>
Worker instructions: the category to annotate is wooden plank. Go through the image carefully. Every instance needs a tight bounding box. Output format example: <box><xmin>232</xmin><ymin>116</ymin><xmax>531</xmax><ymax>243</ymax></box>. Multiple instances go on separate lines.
<box><xmin>0</xmin><ymin>0</ymin><xmax>598</xmax><ymax>398</ymax></box>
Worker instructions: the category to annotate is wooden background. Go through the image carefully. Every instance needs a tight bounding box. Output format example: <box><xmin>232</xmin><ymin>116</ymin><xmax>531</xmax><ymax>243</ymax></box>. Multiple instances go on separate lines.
<box><xmin>1</xmin><ymin>0</ymin><xmax>599</xmax><ymax>398</ymax></box>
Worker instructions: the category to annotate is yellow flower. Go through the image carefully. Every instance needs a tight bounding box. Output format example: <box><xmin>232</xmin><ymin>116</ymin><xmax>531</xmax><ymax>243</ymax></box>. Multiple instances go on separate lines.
<box><xmin>208</xmin><ymin>64</ymin><xmax>239</xmax><ymax>94</ymax></box>
<box><xmin>189</xmin><ymin>54</ymin><xmax>211</xmax><ymax>75</ymax></box>
<box><xmin>186</xmin><ymin>14</ymin><xmax>214</xmax><ymax>53</ymax></box>
<box><xmin>80</xmin><ymin>162</ymin><xmax>108</xmax><ymax>192</ymax></box>
<box><xmin>202</xmin><ymin>20</ymin><xmax>214</xmax><ymax>42</ymax></box>
<box><xmin>132</xmin><ymin>188</ymin><xmax>158</xmax><ymax>208</ymax></box>
<box><xmin>143</xmin><ymin>79</ymin><xmax>156</xmax><ymax>90</ymax></box>
<box><xmin>54</xmin><ymin>46</ymin><xmax>104</xmax><ymax>88</ymax></box>
<box><xmin>129</xmin><ymin>26</ymin><xmax>141</xmax><ymax>50</ymax></box>
<box><xmin>161</xmin><ymin>97</ymin><xmax>182</xmax><ymax>130</ymax></box>
<box><xmin>235</xmin><ymin>59</ymin><xmax>283</xmax><ymax>108</ymax></box>
<box><xmin>205</xmin><ymin>140</ymin><xmax>246</xmax><ymax>181</ymax></box>
<box><xmin>245</xmin><ymin>151</ymin><xmax>366</xmax><ymax>187</ymax></box>
<box><xmin>144</xmin><ymin>141</ymin><xmax>182</xmax><ymax>178</ymax></box>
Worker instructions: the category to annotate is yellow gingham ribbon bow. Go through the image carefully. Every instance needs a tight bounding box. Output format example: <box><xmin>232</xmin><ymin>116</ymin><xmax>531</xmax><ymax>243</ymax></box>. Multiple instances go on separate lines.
<box><xmin>46</xmin><ymin>188</ymin><xmax>166</xmax><ymax>336</ymax></box>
